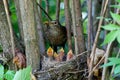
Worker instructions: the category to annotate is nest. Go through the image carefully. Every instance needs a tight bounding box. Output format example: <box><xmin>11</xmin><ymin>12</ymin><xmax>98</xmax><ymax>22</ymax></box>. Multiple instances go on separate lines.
<box><xmin>34</xmin><ymin>51</ymin><xmax>88</xmax><ymax>80</ymax></box>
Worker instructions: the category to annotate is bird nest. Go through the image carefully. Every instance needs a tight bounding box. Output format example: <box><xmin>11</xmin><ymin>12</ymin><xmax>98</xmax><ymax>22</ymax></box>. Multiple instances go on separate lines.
<box><xmin>34</xmin><ymin>51</ymin><xmax>88</xmax><ymax>80</ymax></box>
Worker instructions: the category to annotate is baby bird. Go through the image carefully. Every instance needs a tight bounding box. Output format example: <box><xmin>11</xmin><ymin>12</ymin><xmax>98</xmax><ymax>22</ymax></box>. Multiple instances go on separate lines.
<box><xmin>47</xmin><ymin>47</ymin><xmax>54</xmax><ymax>61</ymax></box>
<box><xmin>54</xmin><ymin>52</ymin><xmax>60</xmax><ymax>62</ymax></box>
<box><xmin>67</xmin><ymin>50</ymin><xmax>74</xmax><ymax>61</ymax></box>
<box><xmin>58</xmin><ymin>48</ymin><xmax>66</xmax><ymax>61</ymax></box>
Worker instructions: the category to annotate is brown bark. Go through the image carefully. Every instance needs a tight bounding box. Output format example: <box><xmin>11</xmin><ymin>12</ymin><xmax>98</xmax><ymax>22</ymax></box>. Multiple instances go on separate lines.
<box><xmin>64</xmin><ymin>0</ymin><xmax>72</xmax><ymax>50</ymax></box>
<box><xmin>70</xmin><ymin>0</ymin><xmax>78</xmax><ymax>55</ymax></box>
<box><xmin>74</xmin><ymin>0</ymin><xmax>85</xmax><ymax>53</ymax></box>
<box><xmin>19</xmin><ymin>0</ymin><xmax>40</xmax><ymax>70</ymax></box>
<box><xmin>0</xmin><ymin>0</ymin><xmax>15</xmax><ymax>69</ymax></box>
<box><xmin>87</xmin><ymin>0</ymin><xmax>93</xmax><ymax>56</ymax></box>
<box><xmin>35</xmin><ymin>2</ymin><xmax>46</xmax><ymax>55</ymax></box>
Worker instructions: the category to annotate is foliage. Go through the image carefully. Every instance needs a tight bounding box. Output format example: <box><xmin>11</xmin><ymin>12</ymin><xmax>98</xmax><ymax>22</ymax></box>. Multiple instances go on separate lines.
<box><xmin>13</xmin><ymin>66</ymin><xmax>31</xmax><ymax>80</ymax></box>
<box><xmin>101</xmin><ymin>1</ymin><xmax>120</xmax><ymax>79</ymax></box>
<box><xmin>101</xmin><ymin>12</ymin><xmax>120</xmax><ymax>45</ymax></box>
<box><xmin>0</xmin><ymin>64</ymin><xmax>15</xmax><ymax>80</ymax></box>
<box><xmin>101</xmin><ymin>58</ymin><xmax>120</xmax><ymax>78</ymax></box>
<box><xmin>0</xmin><ymin>64</ymin><xmax>32</xmax><ymax>80</ymax></box>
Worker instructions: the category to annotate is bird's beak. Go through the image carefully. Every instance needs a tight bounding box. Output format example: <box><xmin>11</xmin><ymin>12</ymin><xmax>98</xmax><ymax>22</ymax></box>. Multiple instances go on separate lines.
<box><xmin>44</xmin><ymin>21</ymin><xmax>49</xmax><ymax>25</ymax></box>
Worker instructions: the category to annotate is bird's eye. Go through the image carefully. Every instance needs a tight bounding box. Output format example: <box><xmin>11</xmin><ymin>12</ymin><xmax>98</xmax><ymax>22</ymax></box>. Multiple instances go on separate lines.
<box><xmin>54</xmin><ymin>21</ymin><xmax>57</xmax><ymax>24</ymax></box>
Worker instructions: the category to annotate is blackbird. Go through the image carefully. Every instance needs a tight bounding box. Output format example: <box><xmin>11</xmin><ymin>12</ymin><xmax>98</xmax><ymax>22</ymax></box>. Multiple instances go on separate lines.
<box><xmin>44</xmin><ymin>20</ymin><xmax>67</xmax><ymax>52</ymax></box>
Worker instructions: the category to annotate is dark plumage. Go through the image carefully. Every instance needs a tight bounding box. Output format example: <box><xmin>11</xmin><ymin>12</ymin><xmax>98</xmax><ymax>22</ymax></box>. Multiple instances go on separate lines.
<box><xmin>44</xmin><ymin>20</ymin><xmax>67</xmax><ymax>51</ymax></box>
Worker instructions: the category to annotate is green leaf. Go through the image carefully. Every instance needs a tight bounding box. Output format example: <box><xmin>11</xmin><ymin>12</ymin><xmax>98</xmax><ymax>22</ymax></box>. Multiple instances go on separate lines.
<box><xmin>102</xmin><ymin>24</ymin><xmax>120</xmax><ymax>31</ymax></box>
<box><xmin>114</xmin><ymin>65</ymin><xmax>120</xmax><ymax>74</ymax></box>
<box><xmin>0</xmin><ymin>64</ymin><xmax>4</xmax><ymax>80</ymax></box>
<box><xmin>102</xmin><ymin>30</ymin><xmax>118</xmax><ymax>45</ymax></box>
<box><xmin>108</xmin><ymin>58</ymin><xmax>120</xmax><ymax>64</ymax></box>
<box><xmin>117</xmin><ymin>31</ymin><xmax>120</xmax><ymax>44</ymax></box>
<box><xmin>101</xmin><ymin>58</ymin><xmax>120</xmax><ymax>68</ymax></box>
<box><xmin>110</xmin><ymin>5</ymin><xmax>120</xmax><ymax>9</ymax></box>
<box><xmin>13</xmin><ymin>66</ymin><xmax>31</xmax><ymax>80</ymax></box>
<box><xmin>110</xmin><ymin>12</ymin><xmax>120</xmax><ymax>25</ymax></box>
<box><xmin>101</xmin><ymin>62</ymin><xmax>115</xmax><ymax>68</ymax></box>
<box><xmin>116</xmin><ymin>0</ymin><xmax>120</xmax><ymax>3</ymax></box>
<box><xmin>4</xmin><ymin>70</ymin><xmax>15</xmax><ymax>80</ymax></box>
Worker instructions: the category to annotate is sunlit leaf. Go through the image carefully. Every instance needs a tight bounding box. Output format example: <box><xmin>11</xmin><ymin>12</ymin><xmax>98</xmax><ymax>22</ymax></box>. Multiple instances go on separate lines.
<box><xmin>101</xmin><ymin>58</ymin><xmax>120</xmax><ymax>68</ymax></box>
<box><xmin>110</xmin><ymin>12</ymin><xmax>120</xmax><ymax>25</ymax></box>
<box><xmin>116</xmin><ymin>0</ymin><xmax>120</xmax><ymax>3</ymax></box>
<box><xmin>117</xmin><ymin>31</ymin><xmax>120</xmax><ymax>44</ymax></box>
<box><xmin>13</xmin><ymin>66</ymin><xmax>31</xmax><ymax>80</ymax></box>
<box><xmin>114</xmin><ymin>65</ymin><xmax>120</xmax><ymax>74</ymax></box>
<box><xmin>0</xmin><ymin>64</ymin><xmax>4</xmax><ymax>80</ymax></box>
<box><xmin>108</xmin><ymin>58</ymin><xmax>120</xmax><ymax>64</ymax></box>
<box><xmin>101</xmin><ymin>62</ymin><xmax>116</xmax><ymax>68</ymax></box>
<box><xmin>110</xmin><ymin>5</ymin><xmax>120</xmax><ymax>9</ymax></box>
<box><xmin>102</xmin><ymin>24</ymin><xmax>120</xmax><ymax>31</ymax></box>
<box><xmin>4</xmin><ymin>70</ymin><xmax>15</xmax><ymax>80</ymax></box>
<box><xmin>102</xmin><ymin>30</ymin><xmax>118</xmax><ymax>45</ymax></box>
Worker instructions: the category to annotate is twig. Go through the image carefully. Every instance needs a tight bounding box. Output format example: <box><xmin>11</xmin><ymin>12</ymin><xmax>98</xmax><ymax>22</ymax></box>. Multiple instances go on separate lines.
<box><xmin>36</xmin><ymin>2</ymin><xmax>52</xmax><ymax>21</ymax></box>
<box><xmin>3</xmin><ymin>0</ymin><xmax>15</xmax><ymax>57</ymax></box>
<box><xmin>66</xmin><ymin>69</ymin><xmax>88</xmax><ymax>74</ymax></box>
<box><xmin>88</xmin><ymin>0</ymin><xmax>109</xmax><ymax>79</ymax></box>
<box><xmin>102</xmin><ymin>42</ymin><xmax>112</xmax><ymax>80</ymax></box>
<box><xmin>76</xmin><ymin>51</ymin><xmax>88</xmax><ymax>57</ymax></box>
<box><xmin>89</xmin><ymin>53</ymin><xmax>106</xmax><ymax>77</ymax></box>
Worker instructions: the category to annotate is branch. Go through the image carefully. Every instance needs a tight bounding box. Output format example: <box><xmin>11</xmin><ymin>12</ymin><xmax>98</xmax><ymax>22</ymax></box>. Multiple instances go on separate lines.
<box><xmin>88</xmin><ymin>0</ymin><xmax>109</xmax><ymax>79</ymax></box>
<box><xmin>101</xmin><ymin>42</ymin><xmax>112</xmax><ymax>80</ymax></box>
<box><xmin>36</xmin><ymin>2</ymin><xmax>52</xmax><ymax>21</ymax></box>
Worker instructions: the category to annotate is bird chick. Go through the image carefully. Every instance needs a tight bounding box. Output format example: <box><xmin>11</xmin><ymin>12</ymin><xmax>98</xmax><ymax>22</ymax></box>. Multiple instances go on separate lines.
<box><xmin>47</xmin><ymin>47</ymin><xmax>54</xmax><ymax>61</ymax></box>
<box><xmin>67</xmin><ymin>50</ymin><xmax>74</xmax><ymax>61</ymax></box>
<box><xmin>54</xmin><ymin>52</ymin><xmax>60</xmax><ymax>62</ymax></box>
<box><xmin>58</xmin><ymin>48</ymin><xmax>65</xmax><ymax>61</ymax></box>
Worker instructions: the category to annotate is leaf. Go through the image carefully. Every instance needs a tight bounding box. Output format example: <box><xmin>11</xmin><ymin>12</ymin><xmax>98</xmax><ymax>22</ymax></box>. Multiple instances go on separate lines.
<box><xmin>101</xmin><ymin>58</ymin><xmax>120</xmax><ymax>68</ymax></box>
<box><xmin>117</xmin><ymin>31</ymin><xmax>120</xmax><ymax>44</ymax></box>
<box><xmin>110</xmin><ymin>5</ymin><xmax>120</xmax><ymax>9</ymax></box>
<box><xmin>108</xmin><ymin>58</ymin><xmax>120</xmax><ymax>64</ymax></box>
<box><xmin>102</xmin><ymin>24</ymin><xmax>120</xmax><ymax>31</ymax></box>
<box><xmin>0</xmin><ymin>64</ymin><xmax>4</xmax><ymax>80</ymax></box>
<box><xmin>13</xmin><ymin>66</ymin><xmax>31</xmax><ymax>80</ymax></box>
<box><xmin>101</xmin><ymin>62</ymin><xmax>116</xmax><ymax>68</ymax></box>
<box><xmin>102</xmin><ymin>30</ymin><xmax>118</xmax><ymax>45</ymax></box>
<box><xmin>4</xmin><ymin>70</ymin><xmax>15</xmax><ymax>80</ymax></box>
<box><xmin>116</xmin><ymin>0</ymin><xmax>120</xmax><ymax>3</ymax></box>
<box><xmin>114</xmin><ymin>65</ymin><xmax>120</xmax><ymax>74</ymax></box>
<box><xmin>96</xmin><ymin>16</ymin><xmax>104</xmax><ymax>20</ymax></box>
<box><xmin>110</xmin><ymin>12</ymin><xmax>120</xmax><ymax>25</ymax></box>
